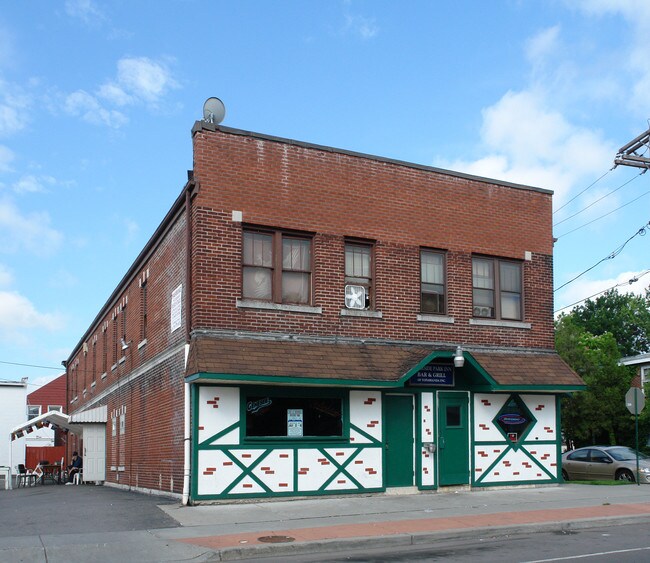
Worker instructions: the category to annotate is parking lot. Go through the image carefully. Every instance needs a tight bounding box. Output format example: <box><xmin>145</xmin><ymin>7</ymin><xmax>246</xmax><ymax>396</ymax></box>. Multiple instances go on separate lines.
<box><xmin>0</xmin><ymin>483</ymin><xmax>179</xmax><ymax>538</ymax></box>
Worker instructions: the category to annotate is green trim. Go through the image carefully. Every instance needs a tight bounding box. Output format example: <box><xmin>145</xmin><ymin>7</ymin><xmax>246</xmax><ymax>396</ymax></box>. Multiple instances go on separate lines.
<box><xmin>198</xmin><ymin>421</ymin><xmax>239</xmax><ymax>447</ymax></box>
<box><xmin>220</xmin><ymin>448</ymin><xmax>274</xmax><ymax>496</ymax></box>
<box><xmin>317</xmin><ymin>448</ymin><xmax>364</xmax><ymax>492</ymax></box>
<box><xmin>349</xmin><ymin>423</ymin><xmax>382</xmax><ymax>445</ymax></box>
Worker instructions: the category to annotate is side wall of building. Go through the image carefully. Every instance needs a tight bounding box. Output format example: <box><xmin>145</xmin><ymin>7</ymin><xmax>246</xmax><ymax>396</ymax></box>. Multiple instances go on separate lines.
<box><xmin>66</xmin><ymin>207</ymin><xmax>188</xmax><ymax>494</ymax></box>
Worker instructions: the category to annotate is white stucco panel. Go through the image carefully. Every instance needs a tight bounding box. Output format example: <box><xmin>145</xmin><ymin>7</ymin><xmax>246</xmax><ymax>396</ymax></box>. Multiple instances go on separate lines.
<box><xmin>250</xmin><ymin>450</ymin><xmax>294</xmax><ymax>492</ymax></box>
<box><xmin>297</xmin><ymin>449</ymin><xmax>338</xmax><ymax>491</ymax></box>
<box><xmin>477</xmin><ymin>447</ymin><xmax>553</xmax><ymax>483</ymax></box>
<box><xmin>524</xmin><ymin>444</ymin><xmax>558</xmax><ymax>477</ymax></box>
<box><xmin>473</xmin><ymin>394</ymin><xmax>509</xmax><ymax>441</ymax></box>
<box><xmin>198</xmin><ymin>386</ymin><xmax>240</xmax><ymax>445</ymax></box>
<box><xmin>421</xmin><ymin>447</ymin><xmax>435</xmax><ymax>486</ymax></box>
<box><xmin>420</xmin><ymin>392</ymin><xmax>434</xmax><ymax>442</ymax></box>
<box><xmin>521</xmin><ymin>395</ymin><xmax>557</xmax><ymax>441</ymax></box>
<box><xmin>197</xmin><ymin>449</ymin><xmax>240</xmax><ymax>496</ymax></box>
<box><xmin>349</xmin><ymin>390</ymin><xmax>382</xmax><ymax>444</ymax></box>
<box><xmin>340</xmin><ymin>448</ymin><xmax>383</xmax><ymax>489</ymax></box>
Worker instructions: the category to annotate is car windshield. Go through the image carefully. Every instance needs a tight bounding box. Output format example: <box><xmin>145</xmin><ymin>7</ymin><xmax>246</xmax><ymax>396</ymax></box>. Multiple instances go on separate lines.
<box><xmin>606</xmin><ymin>447</ymin><xmax>648</xmax><ymax>461</ymax></box>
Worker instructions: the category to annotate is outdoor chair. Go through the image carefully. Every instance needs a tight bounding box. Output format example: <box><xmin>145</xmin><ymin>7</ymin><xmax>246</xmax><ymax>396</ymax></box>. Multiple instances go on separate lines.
<box><xmin>73</xmin><ymin>469</ymin><xmax>83</xmax><ymax>485</ymax></box>
<box><xmin>16</xmin><ymin>464</ymin><xmax>38</xmax><ymax>487</ymax></box>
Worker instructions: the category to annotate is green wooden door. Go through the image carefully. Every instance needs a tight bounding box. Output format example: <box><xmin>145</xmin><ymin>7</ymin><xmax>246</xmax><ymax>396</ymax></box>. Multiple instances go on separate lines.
<box><xmin>438</xmin><ymin>392</ymin><xmax>470</xmax><ymax>486</ymax></box>
<box><xmin>384</xmin><ymin>394</ymin><xmax>414</xmax><ymax>487</ymax></box>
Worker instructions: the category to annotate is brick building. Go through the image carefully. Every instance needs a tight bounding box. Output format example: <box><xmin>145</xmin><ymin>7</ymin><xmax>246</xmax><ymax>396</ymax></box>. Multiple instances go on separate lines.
<box><xmin>61</xmin><ymin>118</ymin><xmax>583</xmax><ymax>502</ymax></box>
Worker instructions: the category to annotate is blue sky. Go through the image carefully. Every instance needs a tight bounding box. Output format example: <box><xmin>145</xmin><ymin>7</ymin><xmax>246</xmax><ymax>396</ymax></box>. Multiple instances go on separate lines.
<box><xmin>1</xmin><ymin>1</ymin><xmax>649</xmax><ymax>390</ymax></box>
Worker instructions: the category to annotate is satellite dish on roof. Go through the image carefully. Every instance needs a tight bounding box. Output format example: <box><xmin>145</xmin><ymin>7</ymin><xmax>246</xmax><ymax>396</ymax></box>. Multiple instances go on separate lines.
<box><xmin>203</xmin><ymin>97</ymin><xmax>226</xmax><ymax>124</ymax></box>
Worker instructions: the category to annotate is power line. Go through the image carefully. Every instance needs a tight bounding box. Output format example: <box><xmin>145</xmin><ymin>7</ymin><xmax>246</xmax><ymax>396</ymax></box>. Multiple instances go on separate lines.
<box><xmin>0</xmin><ymin>360</ymin><xmax>62</xmax><ymax>371</ymax></box>
<box><xmin>555</xmin><ymin>189</ymin><xmax>650</xmax><ymax>239</ymax></box>
<box><xmin>554</xmin><ymin>220</ymin><xmax>650</xmax><ymax>292</ymax></box>
<box><xmin>554</xmin><ymin>268</ymin><xmax>650</xmax><ymax>314</ymax></box>
<box><xmin>553</xmin><ymin>168</ymin><xmax>613</xmax><ymax>215</ymax></box>
<box><xmin>553</xmin><ymin>171</ymin><xmax>643</xmax><ymax>228</ymax></box>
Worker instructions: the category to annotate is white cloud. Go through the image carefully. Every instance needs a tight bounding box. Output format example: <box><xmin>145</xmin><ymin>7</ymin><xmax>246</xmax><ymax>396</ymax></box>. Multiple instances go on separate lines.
<box><xmin>343</xmin><ymin>14</ymin><xmax>379</xmax><ymax>39</ymax></box>
<box><xmin>64</xmin><ymin>57</ymin><xmax>177</xmax><ymax>128</ymax></box>
<box><xmin>0</xmin><ymin>80</ymin><xmax>30</xmax><ymax>137</ymax></box>
<box><xmin>438</xmin><ymin>89</ymin><xmax>614</xmax><ymax>206</ymax></box>
<box><xmin>0</xmin><ymin>198</ymin><xmax>63</xmax><ymax>256</ymax></box>
<box><xmin>0</xmin><ymin>144</ymin><xmax>14</xmax><ymax>172</ymax></box>
<box><xmin>64</xmin><ymin>89</ymin><xmax>128</xmax><ymax>128</ymax></box>
<box><xmin>12</xmin><ymin>174</ymin><xmax>58</xmax><ymax>194</ymax></box>
<box><xmin>0</xmin><ymin>290</ymin><xmax>63</xmax><ymax>333</ymax></box>
<box><xmin>65</xmin><ymin>0</ymin><xmax>106</xmax><ymax>25</ymax></box>
<box><xmin>0</xmin><ymin>263</ymin><xmax>13</xmax><ymax>287</ymax></box>
<box><xmin>525</xmin><ymin>25</ymin><xmax>561</xmax><ymax>66</ymax></box>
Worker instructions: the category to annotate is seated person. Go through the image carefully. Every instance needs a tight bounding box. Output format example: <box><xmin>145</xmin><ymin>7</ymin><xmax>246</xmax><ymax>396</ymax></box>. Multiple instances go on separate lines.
<box><xmin>66</xmin><ymin>451</ymin><xmax>82</xmax><ymax>484</ymax></box>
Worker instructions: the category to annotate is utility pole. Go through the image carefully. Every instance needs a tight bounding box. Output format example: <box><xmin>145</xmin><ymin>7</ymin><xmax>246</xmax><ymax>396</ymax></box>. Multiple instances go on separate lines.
<box><xmin>614</xmin><ymin>127</ymin><xmax>650</xmax><ymax>170</ymax></box>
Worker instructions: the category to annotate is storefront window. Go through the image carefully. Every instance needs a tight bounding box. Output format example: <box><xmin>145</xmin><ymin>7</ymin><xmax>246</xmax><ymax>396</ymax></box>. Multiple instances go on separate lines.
<box><xmin>246</xmin><ymin>396</ymin><xmax>343</xmax><ymax>438</ymax></box>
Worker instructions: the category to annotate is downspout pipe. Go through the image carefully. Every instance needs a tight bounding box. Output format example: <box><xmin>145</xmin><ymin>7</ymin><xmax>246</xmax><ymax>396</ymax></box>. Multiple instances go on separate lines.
<box><xmin>182</xmin><ymin>176</ymin><xmax>194</xmax><ymax>506</ymax></box>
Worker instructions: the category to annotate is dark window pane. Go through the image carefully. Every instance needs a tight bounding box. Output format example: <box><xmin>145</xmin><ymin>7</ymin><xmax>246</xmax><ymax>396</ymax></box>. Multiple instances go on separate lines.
<box><xmin>446</xmin><ymin>405</ymin><xmax>461</xmax><ymax>427</ymax></box>
<box><xmin>246</xmin><ymin>396</ymin><xmax>343</xmax><ymax>438</ymax></box>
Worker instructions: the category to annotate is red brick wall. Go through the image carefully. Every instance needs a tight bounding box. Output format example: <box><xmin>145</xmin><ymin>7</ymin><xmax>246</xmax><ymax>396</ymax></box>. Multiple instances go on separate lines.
<box><xmin>66</xmin><ymin>209</ymin><xmax>188</xmax><ymax>493</ymax></box>
<box><xmin>190</xmin><ymin>125</ymin><xmax>555</xmax><ymax>349</ymax></box>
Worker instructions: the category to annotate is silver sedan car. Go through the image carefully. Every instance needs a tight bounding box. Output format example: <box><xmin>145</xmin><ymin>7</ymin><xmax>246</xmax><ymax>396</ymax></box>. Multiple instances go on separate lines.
<box><xmin>562</xmin><ymin>446</ymin><xmax>650</xmax><ymax>483</ymax></box>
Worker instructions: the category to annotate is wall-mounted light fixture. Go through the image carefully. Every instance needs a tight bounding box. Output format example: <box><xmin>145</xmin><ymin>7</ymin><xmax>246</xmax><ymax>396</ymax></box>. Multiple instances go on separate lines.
<box><xmin>453</xmin><ymin>345</ymin><xmax>465</xmax><ymax>368</ymax></box>
<box><xmin>120</xmin><ymin>338</ymin><xmax>132</xmax><ymax>351</ymax></box>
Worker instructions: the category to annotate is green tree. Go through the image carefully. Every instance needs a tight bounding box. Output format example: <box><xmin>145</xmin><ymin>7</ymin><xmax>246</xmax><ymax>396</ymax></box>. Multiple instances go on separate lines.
<box><xmin>556</xmin><ymin>316</ymin><xmax>634</xmax><ymax>446</ymax></box>
<box><xmin>570</xmin><ymin>289</ymin><xmax>650</xmax><ymax>356</ymax></box>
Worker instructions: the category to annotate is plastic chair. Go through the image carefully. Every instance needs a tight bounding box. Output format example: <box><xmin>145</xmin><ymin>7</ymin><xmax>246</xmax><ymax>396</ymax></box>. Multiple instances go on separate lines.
<box><xmin>73</xmin><ymin>469</ymin><xmax>82</xmax><ymax>485</ymax></box>
<box><xmin>16</xmin><ymin>464</ymin><xmax>38</xmax><ymax>487</ymax></box>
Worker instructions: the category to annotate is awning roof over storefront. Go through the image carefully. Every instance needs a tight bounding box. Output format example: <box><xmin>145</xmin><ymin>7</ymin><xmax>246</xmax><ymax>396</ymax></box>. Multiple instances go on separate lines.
<box><xmin>185</xmin><ymin>334</ymin><xmax>585</xmax><ymax>392</ymax></box>
<box><xmin>10</xmin><ymin>410</ymin><xmax>83</xmax><ymax>441</ymax></box>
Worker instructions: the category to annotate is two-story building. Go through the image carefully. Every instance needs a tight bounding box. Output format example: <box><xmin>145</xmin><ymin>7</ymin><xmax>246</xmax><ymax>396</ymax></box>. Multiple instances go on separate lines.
<box><xmin>61</xmin><ymin>115</ymin><xmax>584</xmax><ymax>502</ymax></box>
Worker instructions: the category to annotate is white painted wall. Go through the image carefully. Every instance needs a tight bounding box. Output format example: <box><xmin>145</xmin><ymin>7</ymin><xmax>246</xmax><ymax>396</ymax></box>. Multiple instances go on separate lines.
<box><xmin>0</xmin><ymin>381</ymin><xmax>28</xmax><ymax>469</ymax></box>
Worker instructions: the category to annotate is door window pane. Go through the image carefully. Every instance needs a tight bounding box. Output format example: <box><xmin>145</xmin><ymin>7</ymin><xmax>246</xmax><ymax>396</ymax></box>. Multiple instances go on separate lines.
<box><xmin>446</xmin><ymin>405</ymin><xmax>461</xmax><ymax>427</ymax></box>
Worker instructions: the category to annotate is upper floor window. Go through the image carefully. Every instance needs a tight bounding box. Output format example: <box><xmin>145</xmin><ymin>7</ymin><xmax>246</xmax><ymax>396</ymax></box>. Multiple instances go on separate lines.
<box><xmin>48</xmin><ymin>405</ymin><xmax>63</xmax><ymax>413</ymax></box>
<box><xmin>27</xmin><ymin>405</ymin><xmax>41</xmax><ymax>420</ymax></box>
<box><xmin>421</xmin><ymin>250</ymin><xmax>446</xmax><ymax>314</ymax></box>
<box><xmin>472</xmin><ymin>257</ymin><xmax>522</xmax><ymax>320</ymax></box>
<box><xmin>242</xmin><ymin>229</ymin><xmax>312</xmax><ymax>304</ymax></box>
<box><xmin>345</xmin><ymin>242</ymin><xmax>373</xmax><ymax>309</ymax></box>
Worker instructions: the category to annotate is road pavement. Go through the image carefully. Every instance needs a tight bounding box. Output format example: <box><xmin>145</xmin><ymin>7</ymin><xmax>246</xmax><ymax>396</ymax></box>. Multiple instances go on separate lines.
<box><xmin>2</xmin><ymin>482</ymin><xmax>650</xmax><ymax>561</ymax></box>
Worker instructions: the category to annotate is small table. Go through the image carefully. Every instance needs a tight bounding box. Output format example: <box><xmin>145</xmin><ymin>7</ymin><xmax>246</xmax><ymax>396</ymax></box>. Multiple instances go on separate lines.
<box><xmin>40</xmin><ymin>464</ymin><xmax>62</xmax><ymax>485</ymax></box>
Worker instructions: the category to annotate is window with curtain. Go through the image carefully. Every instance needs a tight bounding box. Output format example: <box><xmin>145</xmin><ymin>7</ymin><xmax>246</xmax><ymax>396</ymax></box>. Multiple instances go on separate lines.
<box><xmin>421</xmin><ymin>250</ymin><xmax>446</xmax><ymax>314</ymax></box>
<box><xmin>345</xmin><ymin>242</ymin><xmax>373</xmax><ymax>308</ymax></box>
<box><xmin>472</xmin><ymin>257</ymin><xmax>522</xmax><ymax>320</ymax></box>
<box><xmin>243</xmin><ymin>229</ymin><xmax>312</xmax><ymax>304</ymax></box>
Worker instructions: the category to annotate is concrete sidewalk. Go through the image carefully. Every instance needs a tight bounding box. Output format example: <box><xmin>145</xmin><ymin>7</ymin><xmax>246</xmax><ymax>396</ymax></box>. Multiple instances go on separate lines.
<box><xmin>155</xmin><ymin>484</ymin><xmax>650</xmax><ymax>560</ymax></box>
<box><xmin>2</xmin><ymin>483</ymin><xmax>650</xmax><ymax>562</ymax></box>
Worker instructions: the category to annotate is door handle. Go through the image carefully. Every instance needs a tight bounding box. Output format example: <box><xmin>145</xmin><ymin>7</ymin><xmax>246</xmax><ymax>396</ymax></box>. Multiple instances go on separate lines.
<box><xmin>439</xmin><ymin>436</ymin><xmax>445</xmax><ymax>449</ymax></box>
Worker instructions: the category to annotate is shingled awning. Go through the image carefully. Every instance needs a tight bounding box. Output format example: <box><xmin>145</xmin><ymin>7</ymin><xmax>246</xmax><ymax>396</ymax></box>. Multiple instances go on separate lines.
<box><xmin>185</xmin><ymin>334</ymin><xmax>585</xmax><ymax>392</ymax></box>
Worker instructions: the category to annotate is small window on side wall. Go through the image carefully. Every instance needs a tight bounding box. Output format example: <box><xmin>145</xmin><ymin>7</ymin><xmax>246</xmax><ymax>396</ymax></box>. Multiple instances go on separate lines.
<box><xmin>27</xmin><ymin>405</ymin><xmax>41</xmax><ymax>420</ymax></box>
<box><xmin>472</xmin><ymin>257</ymin><xmax>522</xmax><ymax>321</ymax></box>
<box><xmin>420</xmin><ymin>250</ymin><xmax>446</xmax><ymax>314</ymax></box>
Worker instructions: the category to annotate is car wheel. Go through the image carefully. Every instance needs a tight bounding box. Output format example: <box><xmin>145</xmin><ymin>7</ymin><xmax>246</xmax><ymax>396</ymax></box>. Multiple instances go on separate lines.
<box><xmin>616</xmin><ymin>469</ymin><xmax>635</xmax><ymax>483</ymax></box>
<box><xmin>561</xmin><ymin>469</ymin><xmax>569</xmax><ymax>481</ymax></box>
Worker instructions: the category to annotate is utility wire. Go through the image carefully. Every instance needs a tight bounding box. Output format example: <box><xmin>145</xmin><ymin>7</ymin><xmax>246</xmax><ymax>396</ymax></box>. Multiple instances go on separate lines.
<box><xmin>554</xmin><ymin>268</ymin><xmax>650</xmax><ymax>314</ymax></box>
<box><xmin>554</xmin><ymin>220</ymin><xmax>650</xmax><ymax>292</ymax></box>
<box><xmin>555</xmin><ymin>189</ymin><xmax>650</xmax><ymax>239</ymax></box>
<box><xmin>553</xmin><ymin>171</ymin><xmax>643</xmax><ymax>228</ymax></box>
<box><xmin>553</xmin><ymin>168</ymin><xmax>613</xmax><ymax>215</ymax></box>
<box><xmin>0</xmin><ymin>360</ymin><xmax>62</xmax><ymax>371</ymax></box>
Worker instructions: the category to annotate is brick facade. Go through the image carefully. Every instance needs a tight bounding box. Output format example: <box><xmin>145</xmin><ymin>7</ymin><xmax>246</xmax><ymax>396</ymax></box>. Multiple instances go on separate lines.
<box><xmin>65</xmin><ymin>122</ymin><xmax>564</xmax><ymax>498</ymax></box>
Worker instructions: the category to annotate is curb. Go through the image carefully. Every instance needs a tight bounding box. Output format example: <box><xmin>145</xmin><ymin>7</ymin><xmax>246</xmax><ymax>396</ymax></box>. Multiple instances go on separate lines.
<box><xmin>209</xmin><ymin>513</ymin><xmax>650</xmax><ymax>561</ymax></box>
